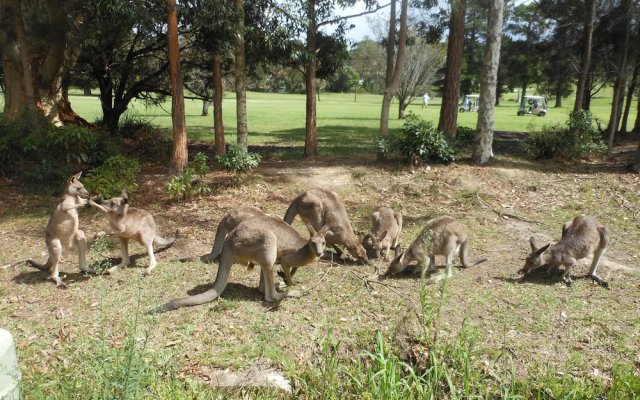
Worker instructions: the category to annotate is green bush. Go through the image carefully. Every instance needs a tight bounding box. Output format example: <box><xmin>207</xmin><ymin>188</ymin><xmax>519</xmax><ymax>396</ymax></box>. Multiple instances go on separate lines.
<box><xmin>455</xmin><ymin>126</ymin><xmax>476</xmax><ymax>148</ymax></box>
<box><xmin>522</xmin><ymin>110</ymin><xmax>606</xmax><ymax>159</ymax></box>
<box><xmin>378</xmin><ymin>113</ymin><xmax>456</xmax><ymax>164</ymax></box>
<box><xmin>0</xmin><ymin>113</ymin><xmax>116</xmax><ymax>190</ymax></box>
<box><xmin>84</xmin><ymin>155</ymin><xmax>140</xmax><ymax>198</ymax></box>
<box><xmin>167</xmin><ymin>153</ymin><xmax>212</xmax><ymax>201</ymax></box>
<box><xmin>117</xmin><ymin>116</ymin><xmax>171</xmax><ymax>161</ymax></box>
<box><xmin>216</xmin><ymin>144</ymin><xmax>261</xmax><ymax>173</ymax></box>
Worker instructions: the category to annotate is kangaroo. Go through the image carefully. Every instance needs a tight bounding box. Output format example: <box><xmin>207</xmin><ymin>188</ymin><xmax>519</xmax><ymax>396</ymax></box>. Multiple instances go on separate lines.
<box><xmin>88</xmin><ymin>190</ymin><xmax>178</xmax><ymax>275</ymax></box>
<box><xmin>361</xmin><ymin>207</ymin><xmax>403</xmax><ymax>260</ymax></box>
<box><xmin>200</xmin><ymin>206</ymin><xmax>267</xmax><ymax>263</ymax></box>
<box><xmin>519</xmin><ymin>215</ymin><xmax>609</xmax><ymax>287</ymax></box>
<box><xmin>384</xmin><ymin>216</ymin><xmax>487</xmax><ymax>279</ymax></box>
<box><xmin>284</xmin><ymin>188</ymin><xmax>368</xmax><ymax>264</ymax></box>
<box><xmin>155</xmin><ymin>216</ymin><xmax>332</xmax><ymax>312</ymax></box>
<box><xmin>26</xmin><ymin>172</ymin><xmax>95</xmax><ymax>288</ymax></box>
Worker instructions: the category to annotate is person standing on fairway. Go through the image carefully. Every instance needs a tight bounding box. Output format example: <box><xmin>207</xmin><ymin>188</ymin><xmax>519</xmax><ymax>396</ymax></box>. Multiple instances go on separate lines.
<box><xmin>422</xmin><ymin>93</ymin><xmax>430</xmax><ymax>109</ymax></box>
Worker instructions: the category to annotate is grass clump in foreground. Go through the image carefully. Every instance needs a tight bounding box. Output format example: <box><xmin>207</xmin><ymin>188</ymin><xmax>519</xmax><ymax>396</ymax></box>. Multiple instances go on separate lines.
<box><xmin>295</xmin><ymin>273</ymin><xmax>640</xmax><ymax>399</ymax></box>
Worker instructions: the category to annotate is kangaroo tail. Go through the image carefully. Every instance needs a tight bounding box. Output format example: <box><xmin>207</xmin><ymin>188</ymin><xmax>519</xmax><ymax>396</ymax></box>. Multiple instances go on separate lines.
<box><xmin>151</xmin><ymin>251</ymin><xmax>232</xmax><ymax>314</ymax></box>
<box><xmin>283</xmin><ymin>201</ymin><xmax>298</xmax><ymax>225</ymax></box>
<box><xmin>155</xmin><ymin>230</ymin><xmax>179</xmax><ymax>247</ymax></box>
<box><xmin>459</xmin><ymin>239</ymin><xmax>488</xmax><ymax>268</ymax></box>
<box><xmin>25</xmin><ymin>258</ymin><xmax>51</xmax><ymax>271</ymax></box>
<box><xmin>202</xmin><ymin>218</ymin><xmax>230</xmax><ymax>263</ymax></box>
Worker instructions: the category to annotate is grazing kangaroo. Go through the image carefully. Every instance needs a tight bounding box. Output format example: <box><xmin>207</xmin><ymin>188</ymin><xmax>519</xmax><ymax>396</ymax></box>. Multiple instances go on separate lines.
<box><xmin>519</xmin><ymin>216</ymin><xmax>609</xmax><ymax>287</ymax></box>
<box><xmin>361</xmin><ymin>207</ymin><xmax>403</xmax><ymax>260</ymax></box>
<box><xmin>156</xmin><ymin>216</ymin><xmax>331</xmax><ymax>312</ymax></box>
<box><xmin>26</xmin><ymin>172</ymin><xmax>95</xmax><ymax>288</ymax></box>
<box><xmin>284</xmin><ymin>188</ymin><xmax>368</xmax><ymax>264</ymax></box>
<box><xmin>201</xmin><ymin>206</ymin><xmax>267</xmax><ymax>263</ymax></box>
<box><xmin>88</xmin><ymin>190</ymin><xmax>178</xmax><ymax>275</ymax></box>
<box><xmin>385</xmin><ymin>216</ymin><xmax>487</xmax><ymax>279</ymax></box>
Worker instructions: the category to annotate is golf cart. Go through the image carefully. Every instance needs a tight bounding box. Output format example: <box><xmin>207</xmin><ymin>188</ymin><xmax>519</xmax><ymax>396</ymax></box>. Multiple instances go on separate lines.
<box><xmin>517</xmin><ymin>95</ymin><xmax>548</xmax><ymax>116</ymax></box>
<box><xmin>459</xmin><ymin>94</ymin><xmax>480</xmax><ymax>112</ymax></box>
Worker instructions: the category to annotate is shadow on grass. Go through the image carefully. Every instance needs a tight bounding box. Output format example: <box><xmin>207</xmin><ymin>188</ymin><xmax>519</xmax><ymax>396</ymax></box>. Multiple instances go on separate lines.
<box><xmin>12</xmin><ymin>269</ymin><xmax>92</xmax><ymax>286</ymax></box>
<box><xmin>186</xmin><ymin>281</ymin><xmax>263</xmax><ymax>302</ymax></box>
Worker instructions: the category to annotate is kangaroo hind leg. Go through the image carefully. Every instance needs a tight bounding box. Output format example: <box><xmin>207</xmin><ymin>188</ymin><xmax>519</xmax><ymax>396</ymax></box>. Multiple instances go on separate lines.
<box><xmin>589</xmin><ymin>227</ymin><xmax>609</xmax><ymax>288</ymax></box>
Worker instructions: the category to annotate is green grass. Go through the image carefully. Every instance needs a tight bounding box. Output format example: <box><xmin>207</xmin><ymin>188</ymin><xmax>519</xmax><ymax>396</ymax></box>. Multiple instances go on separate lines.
<box><xmin>0</xmin><ymin>89</ymin><xmax>616</xmax><ymax>159</ymax></box>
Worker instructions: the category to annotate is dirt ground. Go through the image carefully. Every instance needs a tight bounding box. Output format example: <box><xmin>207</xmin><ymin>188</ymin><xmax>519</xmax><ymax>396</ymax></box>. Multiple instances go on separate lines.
<box><xmin>1</xmin><ymin>140</ymin><xmax>639</xmax><ymax>392</ymax></box>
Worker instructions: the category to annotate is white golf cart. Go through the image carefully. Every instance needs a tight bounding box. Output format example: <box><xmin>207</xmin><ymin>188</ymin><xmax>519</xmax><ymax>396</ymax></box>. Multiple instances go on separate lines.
<box><xmin>459</xmin><ymin>94</ymin><xmax>480</xmax><ymax>112</ymax></box>
<box><xmin>517</xmin><ymin>95</ymin><xmax>548</xmax><ymax>116</ymax></box>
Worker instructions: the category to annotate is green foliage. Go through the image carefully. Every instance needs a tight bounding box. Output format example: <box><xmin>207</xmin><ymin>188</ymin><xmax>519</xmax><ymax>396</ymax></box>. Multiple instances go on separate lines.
<box><xmin>216</xmin><ymin>145</ymin><xmax>261</xmax><ymax>173</ymax></box>
<box><xmin>84</xmin><ymin>155</ymin><xmax>140</xmax><ymax>198</ymax></box>
<box><xmin>167</xmin><ymin>153</ymin><xmax>212</xmax><ymax>201</ymax></box>
<box><xmin>379</xmin><ymin>113</ymin><xmax>456</xmax><ymax>164</ymax></box>
<box><xmin>0</xmin><ymin>113</ymin><xmax>115</xmax><ymax>191</ymax></box>
<box><xmin>522</xmin><ymin>110</ymin><xmax>606</xmax><ymax>159</ymax></box>
<box><xmin>455</xmin><ymin>126</ymin><xmax>476</xmax><ymax>148</ymax></box>
<box><xmin>117</xmin><ymin>116</ymin><xmax>171</xmax><ymax>161</ymax></box>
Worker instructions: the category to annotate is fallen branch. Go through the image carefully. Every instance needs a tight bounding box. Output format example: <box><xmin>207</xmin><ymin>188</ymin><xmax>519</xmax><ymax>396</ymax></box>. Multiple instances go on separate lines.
<box><xmin>475</xmin><ymin>194</ymin><xmax>537</xmax><ymax>224</ymax></box>
<box><xmin>348</xmin><ymin>270</ymin><xmax>420</xmax><ymax>310</ymax></box>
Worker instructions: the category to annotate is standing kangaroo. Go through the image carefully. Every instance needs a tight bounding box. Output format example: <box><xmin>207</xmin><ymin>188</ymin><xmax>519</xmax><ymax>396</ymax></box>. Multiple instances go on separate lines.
<box><xmin>361</xmin><ymin>207</ymin><xmax>403</xmax><ymax>260</ymax></box>
<box><xmin>155</xmin><ymin>216</ymin><xmax>332</xmax><ymax>312</ymax></box>
<box><xmin>89</xmin><ymin>190</ymin><xmax>178</xmax><ymax>275</ymax></box>
<box><xmin>385</xmin><ymin>216</ymin><xmax>487</xmax><ymax>279</ymax></box>
<box><xmin>201</xmin><ymin>206</ymin><xmax>267</xmax><ymax>263</ymax></box>
<box><xmin>284</xmin><ymin>188</ymin><xmax>368</xmax><ymax>263</ymax></box>
<box><xmin>520</xmin><ymin>215</ymin><xmax>609</xmax><ymax>287</ymax></box>
<box><xmin>26</xmin><ymin>172</ymin><xmax>95</xmax><ymax>288</ymax></box>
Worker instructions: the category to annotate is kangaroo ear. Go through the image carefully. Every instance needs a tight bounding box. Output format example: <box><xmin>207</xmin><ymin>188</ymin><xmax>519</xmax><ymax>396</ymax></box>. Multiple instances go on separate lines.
<box><xmin>393</xmin><ymin>244</ymin><xmax>402</xmax><ymax>256</ymax></box>
<box><xmin>69</xmin><ymin>171</ymin><xmax>82</xmax><ymax>183</ymax></box>
<box><xmin>535</xmin><ymin>243</ymin><xmax>551</xmax><ymax>255</ymax></box>
<box><xmin>318</xmin><ymin>224</ymin><xmax>331</xmax><ymax>236</ymax></box>
<box><xmin>305</xmin><ymin>222</ymin><xmax>317</xmax><ymax>236</ymax></box>
<box><xmin>529</xmin><ymin>236</ymin><xmax>537</xmax><ymax>251</ymax></box>
<box><xmin>121</xmin><ymin>189</ymin><xmax>129</xmax><ymax>199</ymax></box>
<box><xmin>379</xmin><ymin>230</ymin><xmax>388</xmax><ymax>241</ymax></box>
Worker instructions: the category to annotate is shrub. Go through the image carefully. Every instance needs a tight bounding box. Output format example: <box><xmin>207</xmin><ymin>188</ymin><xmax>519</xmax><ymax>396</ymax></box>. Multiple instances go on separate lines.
<box><xmin>522</xmin><ymin>110</ymin><xmax>606</xmax><ymax>159</ymax></box>
<box><xmin>84</xmin><ymin>155</ymin><xmax>140</xmax><ymax>198</ymax></box>
<box><xmin>455</xmin><ymin>126</ymin><xmax>476</xmax><ymax>148</ymax></box>
<box><xmin>216</xmin><ymin>144</ymin><xmax>261</xmax><ymax>173</ymax></box>
<box><xmin>167</xmin><ymin>153</ymin><xmax>212</xmax><ymax>201</ymax></box>
<box><xmin>384</xmin><ymin>113</ymin><xmax>456</xmax><ymax>164</ymax></box>
<box><xmin>117</xmin><ymin>116</ymin><xmax>171</xmax><ymax>161</ymax></box>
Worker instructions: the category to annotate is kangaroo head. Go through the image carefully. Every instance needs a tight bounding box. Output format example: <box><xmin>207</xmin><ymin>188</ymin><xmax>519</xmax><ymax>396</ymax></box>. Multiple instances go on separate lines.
<box><xmin>519</xmin><ymin>236</ymin><xmax>551</xmax><ymax>274</ymax></box>
<box><xmin>98</xmin><ymin>189</ymin><xmax>130</xmax><ymax>214</ymax></box>
<box><xmin>66</xmin><ymin>172</ymin><xmax>90</xmax><ymax>199</ymax></box>
<box><xmin>348</xmin><ymin>239</ymin><xmax>369</xmax><ymax>264</ymax></box>
<box><xmin>361</xmin><ymin>230</ymin><xmax>388</xmax><ymax>259</ymax></box>
<box><xmin>306</xmin><ymin>223</ymin><xmax>332</xmax><ymax>258</ymax></box>
<box><xmin>384</xmin><ymin>245</ymin><xmax>409</xmax><ymax>276</ymax></box>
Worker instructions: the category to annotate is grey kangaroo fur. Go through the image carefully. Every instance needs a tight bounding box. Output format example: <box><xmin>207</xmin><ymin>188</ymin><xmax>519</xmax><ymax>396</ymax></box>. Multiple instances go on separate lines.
<box><xmin>26</xmin><ymin>172</ymin><xmax>95</xmax><ymax>288</ymax></box>
<box><xmin>361</xmin><ymin>207</ymin><xmax>403</xmax><ymax>260</ymax></box>
<box><xmin>201</xmin><ymin>206</ymin><xmax>267</xmax><ymax>263</ymax></box>
<box><xmin>89</xmin><ymin>190</ymin><xmax>178</xmax><ymax>275</ymax></box>
<box><xmin>520</xmin><ymin>215</ymin><xmax>609</xmax><ymax>287</ymax></box>
<box><xmin>385</xmin><ymin>216</ymin><xmax>487</xmax><ymax>279</ymax></box>
<box><xmin>156</xmin><ymin>216</ymin><xmax>331</xmax><ymax>312</ymax></box>
<box><xmin>283</xmin><ymin>188</ymin><xmax>368</xmax><ymax>264</ymax></box>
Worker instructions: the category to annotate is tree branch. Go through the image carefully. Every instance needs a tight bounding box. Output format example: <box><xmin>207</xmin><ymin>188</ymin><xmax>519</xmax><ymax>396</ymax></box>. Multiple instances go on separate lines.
<box><xmin>318</xmin><ymin>2</ymin><xmax>391</xmax><ymax>28</ymax></box>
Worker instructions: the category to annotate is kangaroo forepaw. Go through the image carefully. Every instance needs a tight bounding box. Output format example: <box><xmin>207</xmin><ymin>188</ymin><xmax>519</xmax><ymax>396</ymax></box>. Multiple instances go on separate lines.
<box><xmin>563</xmin><ymin>277</ymin><xmax>572</xmax><ymax>287</ymax></box>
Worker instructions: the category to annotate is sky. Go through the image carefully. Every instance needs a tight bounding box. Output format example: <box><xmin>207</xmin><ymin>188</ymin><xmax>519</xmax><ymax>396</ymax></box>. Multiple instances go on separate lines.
<box><xmin>334</xmin><ymin>2</ymin><xmax>387</xmax><ymax>42</ymax></box>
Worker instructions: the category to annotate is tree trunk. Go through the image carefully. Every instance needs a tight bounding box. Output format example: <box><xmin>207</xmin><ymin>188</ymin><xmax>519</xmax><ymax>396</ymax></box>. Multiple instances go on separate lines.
<box><xmin>166</xmin><ymin>0</ymin><xmax>188</xmax><ymax>173</ymax></box>
<box><xmin>633</xmin><ymin>138</ymin><xmax>640</xmax><ymax>172</ymax></box>
<box><xmin>201</xmin><ymin>100</ymin><xmax>210</xmax><ymax>116</ymax></box>
<box><xmin>1</xmin><ymin>0</ymin><xmax>81</xmax><ymax>125</ymax></box>
<box><xmin>472</xmin><ymin>0</ymin><xmax>503</xmax><ymax>164</ymax></box>
<box><xmin>633</xmin><ymin>96</ymin><xmax>640</xmax><ymax>133</ymax></box>
<box><xmin>234</xmin><ymin>0</ymin><xmax>248</xmax><ymax>151</ymax></box>
<box><xmin>378</xmin><ymin>0</ymin><xmax>409</xmax><ymax>142</ymax></box>
<box><xmin>398</xmin><ymin>100</ymin><xmax>406</xmax><ymax>119</ymax></box>
<box><xmin>573</xmin><ymin>0</ymin><xmax>595</xmax><ymax>113</ymax></box>
<box><xmin>213</xmin><ymin>54</ymin><xmax>225</xmax><ymax>155</ymax></box>
<box><xmin>83</xmin><ymin>87</ymin><xmax>92</xmax><ymax>96</ymax></box>
<box><xmin>606</xmin><ymin>0</ymin><xmax>631</xmax><ymax>157</ymax></box>
<box><xmin>303</xmin><ymin>0</ymin><xmax>318</xmax><ymax>159</ymax></box>
<box><xmin>555</xmin><ymin>84</ymin><xmax>562</xmax><ymax>108</ymax></box>
<box><xmin>620</xmin><ymin>62</ymin><xmax>639</xmax><ymax>133</ymax></box>
<box><xmin>438</xmin><ymin>0</ymin><xmax>467</xmax><ymax>138</ymax></box>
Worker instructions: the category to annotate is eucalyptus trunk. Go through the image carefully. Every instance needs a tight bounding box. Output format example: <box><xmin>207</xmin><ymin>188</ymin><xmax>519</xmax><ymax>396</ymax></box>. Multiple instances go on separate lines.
<box><xmin>378</xmin><ymin>0</ymin><xmax>409</xmax><ymax>142</ymax></box>
<box><xmin>213</xmin><ymin>54</ymin><xmax>225</xmax><ymax>155</ymax></box>
<box><xmin>303</xmin><ymin>0</ymin><xmax>318</xmax><ymax>159</ymax></box>
<box><xmin>438</xmin><ymin>0</ymin><xmax>467</xmax><ymax>138</ymax></box>
<box><xmin>234</xmin><ymin>0</ymin><xmax>248</xmax><ymax>151</ymax></box>
<box><xmin>573</xmin><ymin>0</ymin><xmax>595</xmax><ymax>113</ymax></box>
<box><xmin>620</xmin><ymin>63</ymin><xmax>639</xmax><ymax>133</ymax></box>
<box><xmin>472</xmin><ymin>0</ymin><xmax>503</xmax><ymax>164</ymax></box>
<box><xmin>166</xmin><ymin>0</ymin><xmax>188</xmax><ymax>173</ymax></box>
